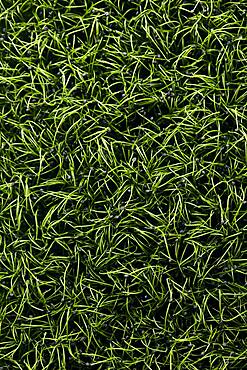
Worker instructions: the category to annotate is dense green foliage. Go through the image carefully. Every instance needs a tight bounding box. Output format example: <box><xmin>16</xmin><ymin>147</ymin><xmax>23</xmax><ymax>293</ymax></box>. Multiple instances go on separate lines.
<box><xmin>0</xmin><ymin>0</ymin><xmax>247</xmax><ymax>369</ymax></box>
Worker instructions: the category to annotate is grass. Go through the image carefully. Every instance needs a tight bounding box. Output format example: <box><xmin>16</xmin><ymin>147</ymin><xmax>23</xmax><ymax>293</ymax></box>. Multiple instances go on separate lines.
<box><xmin>0</xmin><ymin>0</ymin><xmax>247</xmax><ymax>369</ymax></box>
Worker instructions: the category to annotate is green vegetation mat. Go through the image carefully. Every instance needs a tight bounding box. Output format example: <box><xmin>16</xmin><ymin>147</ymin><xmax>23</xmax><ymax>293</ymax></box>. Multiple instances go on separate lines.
<box><xmin>0</xmin><ymin>0</ymin><xmax>247</xmax><ymax>369</ymax></box>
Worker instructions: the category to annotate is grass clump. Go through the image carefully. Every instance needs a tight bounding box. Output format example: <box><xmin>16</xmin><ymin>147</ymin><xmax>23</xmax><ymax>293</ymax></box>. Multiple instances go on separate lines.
<box><xmin>0</xmin><ymin>0</ymin><xmax>247</xmax><ymax>369</ymax></box>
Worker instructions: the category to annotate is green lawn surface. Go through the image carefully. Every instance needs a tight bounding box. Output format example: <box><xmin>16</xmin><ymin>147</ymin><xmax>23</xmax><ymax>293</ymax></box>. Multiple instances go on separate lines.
<box><xmin>0</xmin><ymin>1</ymin><xmax>247</xmax><ymax>369</ymax></box>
